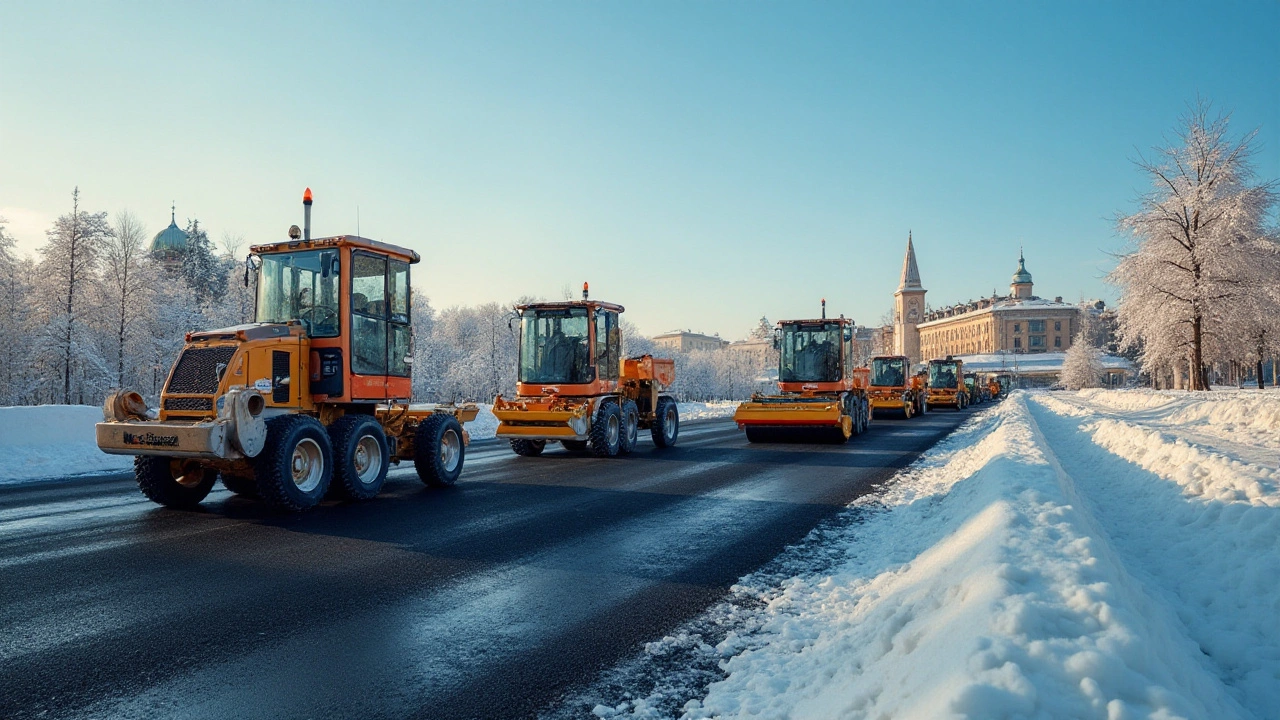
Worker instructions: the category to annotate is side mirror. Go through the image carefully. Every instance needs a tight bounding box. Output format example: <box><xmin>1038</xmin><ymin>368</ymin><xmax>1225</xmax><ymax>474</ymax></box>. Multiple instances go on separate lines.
<box><xmin>772</xmin><ymin>328</ymin><xmax>781</xmax><ymax>350</ymax></box>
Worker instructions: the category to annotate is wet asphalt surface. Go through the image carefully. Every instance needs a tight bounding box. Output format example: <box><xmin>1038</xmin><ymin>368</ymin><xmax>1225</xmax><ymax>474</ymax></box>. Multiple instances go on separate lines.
<box><xmin>0</xmin><ymin>408</ymin><xmax>972</xmax><ymax>720</ymax></box>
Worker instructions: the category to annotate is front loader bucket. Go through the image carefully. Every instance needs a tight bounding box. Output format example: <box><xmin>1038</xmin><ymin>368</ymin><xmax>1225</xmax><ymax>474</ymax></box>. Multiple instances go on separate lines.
<box><xmin>733</xmin><ymin>398</ymin><xmax>851</xmax><ymax>443</ymax></box>
<box><xmin>492</xmin><ymin>396</ymin><xmax>592</xmax><ymax>441</ymax></box>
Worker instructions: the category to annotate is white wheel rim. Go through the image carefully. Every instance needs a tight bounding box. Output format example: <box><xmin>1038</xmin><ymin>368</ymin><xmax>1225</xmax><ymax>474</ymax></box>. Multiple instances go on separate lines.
<box><xmin>607</xmin><ymin>414</ymin><xmax>620</xmax><ymax>446</ymax></box>
<box><xmin>441</xmin><ymin>429</ymin><xmax>461</xmax><ymax>473</ymax></box>
<box><xmin>291</xmin><ymin>438</ymin><xmax>324</xmax><ymax>492</ymax></box>
<box><xmin>354</xmin><ymin>434</ymin><xmax>382</xmax><ymax>485</ymax></box>
<box><xmin>664</xmin><ymin>406</ymin><xmax>677</xmax><ymax>440</ymax></box>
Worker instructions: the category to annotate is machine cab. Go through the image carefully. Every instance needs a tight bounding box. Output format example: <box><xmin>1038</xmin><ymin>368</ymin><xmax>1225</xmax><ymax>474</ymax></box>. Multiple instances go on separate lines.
<box><xmin>927</xmin><ymin>359</ymin><xmax>963</xmax><ymax>390</ymax></box>
<box><xmin>515</xmin><ymin>298</ymin><xmax>623</xmax><ymax>397</ymax></box>
<box><xmin>249</xmin><ymin>235</ymin><xmax>420</xmax><ymax>405</ymax></box>
<box><xmin>776</xmin><ymin>317</ymin><xmax>856</xmax><ymax>393</ymax></box>
<box><xmin>869</xmin><ymin>356</ymin><xmax>909</xmax><ymax>389</ymax></box>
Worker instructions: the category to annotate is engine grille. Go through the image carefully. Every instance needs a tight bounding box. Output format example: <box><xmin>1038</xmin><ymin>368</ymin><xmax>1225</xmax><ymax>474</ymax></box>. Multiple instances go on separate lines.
<box><xmin>164</xmin><ymin>397</ymin><xmax>214</xmax><ymax>411</ymax></box>
<box><xmin>272</xmin><ymin>351</ymin><xmax>290</xmax><ymax>403</ymax></box>
<box><xmin>166</xmin><ymin>346</ymin><xmax>237</xmax><ymax>395</ymax></box>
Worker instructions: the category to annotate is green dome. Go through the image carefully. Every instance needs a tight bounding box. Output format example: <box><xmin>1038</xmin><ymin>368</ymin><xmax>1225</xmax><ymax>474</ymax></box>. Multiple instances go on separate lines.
<box><xmin>1011</xmin><ymin>252</ymin><xmax>1032</xmax><ymax>284</ymax></box>
<box><xmin>151</xmin><ymin>207</ymin><xmax>187</xmax><ymax>256</ymax></box>
<box><xmin>152</xmin><ymin>220</ymin><xmax>186</xmax><ymax>254</ymax></box>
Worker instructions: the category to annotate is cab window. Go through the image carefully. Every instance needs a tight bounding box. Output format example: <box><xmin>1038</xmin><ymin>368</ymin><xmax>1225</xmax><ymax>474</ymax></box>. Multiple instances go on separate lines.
<box><xmin>595</xmin><ymin>309</ymin><xmax>619</xmax><ymax>381</ymax></box>
<box><xmin>351</xmin><ymin>252</ymin><xmax>411</xmax><ymax>377</ymax></box>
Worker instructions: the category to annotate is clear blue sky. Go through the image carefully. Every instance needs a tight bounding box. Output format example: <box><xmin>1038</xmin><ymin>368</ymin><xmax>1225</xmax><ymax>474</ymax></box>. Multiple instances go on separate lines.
<box><xmin>3</xmin><ymin>1</ymin><xmax>1277</xmax><ymax>338</ymax></box>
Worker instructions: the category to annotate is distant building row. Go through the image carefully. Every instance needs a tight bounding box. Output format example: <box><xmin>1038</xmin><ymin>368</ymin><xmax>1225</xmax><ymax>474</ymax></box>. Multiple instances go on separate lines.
<box><xmin>887</xmin><ymin>234</ymin><xmax>1113</xmax><ymax>365</ymax></box>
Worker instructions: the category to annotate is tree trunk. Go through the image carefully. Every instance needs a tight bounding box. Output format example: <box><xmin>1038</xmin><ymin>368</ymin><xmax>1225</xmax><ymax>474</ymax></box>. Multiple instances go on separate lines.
<box><xmin>1257</xmin><ymin>358</ymin><xmax>1265</xmax><ymax>390</ymax></box>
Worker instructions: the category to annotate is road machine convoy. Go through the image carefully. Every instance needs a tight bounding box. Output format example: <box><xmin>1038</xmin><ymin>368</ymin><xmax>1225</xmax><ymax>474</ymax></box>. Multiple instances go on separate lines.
<box><xmin>925</xmin><ymin>357</ymin><xmax>968</xmax><ymax>410</ymax></box>
<box><xmin>867</xmin><ymin>354</ymin><xmax>925</xmax><ymax>418</ymax></box>
<box><xmin>491</xmin><ymin>284</ymin><xmax>680</xmax><ymax>457</ymax></box>
<box><xmin>733</xmin><ymin>304</ymin><xmax>870</xmax><ymax>443</ymax></box>
<box><xmin>96</xmin><ymin>189</ymin><xmax>478</xmax><ymax>511</ymax></box>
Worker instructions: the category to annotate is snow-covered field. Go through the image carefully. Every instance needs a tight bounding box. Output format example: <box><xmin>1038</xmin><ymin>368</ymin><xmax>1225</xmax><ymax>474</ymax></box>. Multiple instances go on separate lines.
<box><xmin>0</xmin><ymin>405</ymin><xmax>133</xmax><ymax>484</ymax></box>
<box><xmin>596</xmin><ymin>389</ymin><xmax>1279</xmax><ymax>719</ymax></box>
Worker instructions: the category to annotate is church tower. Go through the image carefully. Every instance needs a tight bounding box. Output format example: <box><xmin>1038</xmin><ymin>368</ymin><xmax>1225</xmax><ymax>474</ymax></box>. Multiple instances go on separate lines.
<box><xmin>1010</xmin><ymin>249</ymin><xmax>1034</xmax><ymax>299</ymax></box>
<box><xmin>893</xmin><ymin>232</ymin><xmax>926</xmax><ymax>365</ymax></box>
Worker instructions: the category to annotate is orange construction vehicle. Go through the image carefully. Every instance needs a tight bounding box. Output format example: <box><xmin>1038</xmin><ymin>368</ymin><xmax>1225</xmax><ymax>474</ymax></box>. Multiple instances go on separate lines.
<box><xmin>987</xmin><ymin>375</ymin><xmax>1002</xmax><ymax>401</ymax></box>
<box><xmin>924</xmin><ymin>357</ymin><xmax>968</xmax><ymax>410</ymax></box>
<box><xmin>490</xmin><ymin>285</ymin><xmax>679</xmax><ymax>457</ymax></box>
<box><xmin>733</xmin><ymin>303</ymin><xmax>870</xmax><ymax>442</ymax></box>
<box><xmin>867</xmin><ymin>355</ymin><xmax>924</xmax><ymax>418</ymax></box>
<box><xmin>96</xmin><ymin>189</ymin><xmax>478</xmax><ymax>511</ymax></box>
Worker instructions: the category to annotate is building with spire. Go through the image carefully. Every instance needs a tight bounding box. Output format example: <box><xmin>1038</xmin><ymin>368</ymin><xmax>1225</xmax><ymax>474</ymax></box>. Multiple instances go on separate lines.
<box><xmin>914</xmin><ymin>250</ymin><xmax>1089</xmax><ymax>360</ymax></box>
<box><xmin>150</xmin><ymin>204</ymin><xmax>188</xmax><ymax>265</ymax></box>
<box><xmin>892</xmin><ymin>232</ymin><xmax>927</xmax><ymax>364</ymax></box>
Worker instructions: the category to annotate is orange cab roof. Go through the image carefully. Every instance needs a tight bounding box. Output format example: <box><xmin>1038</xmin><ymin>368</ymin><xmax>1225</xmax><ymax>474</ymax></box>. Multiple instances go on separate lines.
<box><xmin>518</xmin><ymin>300</ymin><xmax>626</xmax><ymax>314</ymax></box>
<box><xmin>778</xmin><ymin>317</ymin><xmax>853</xmax><ymax>326</ymax></box>
<box><xmin>250</xmin><ymin>235</ymin><xmax>420</xmax><ymax>264</ymax></box>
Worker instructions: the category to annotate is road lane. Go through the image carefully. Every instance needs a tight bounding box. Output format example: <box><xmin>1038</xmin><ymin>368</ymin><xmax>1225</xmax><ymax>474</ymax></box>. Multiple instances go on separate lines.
<box><xmin>0</xmin><ymin>409</ymin><xmax>973</xmax><ymax>719</ymax></box>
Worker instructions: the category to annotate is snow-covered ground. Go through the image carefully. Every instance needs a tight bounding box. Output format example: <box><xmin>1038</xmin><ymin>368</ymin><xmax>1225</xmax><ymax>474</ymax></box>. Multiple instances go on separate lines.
<box><xmin>0</xmin><ymin>405</ymin><xmax>133</xmax><ymax>484</ymax></box>
<box><xmin>595</xmin><ymin>388</ymin><xmax>1279</xmax><ymax>719</ymax></box>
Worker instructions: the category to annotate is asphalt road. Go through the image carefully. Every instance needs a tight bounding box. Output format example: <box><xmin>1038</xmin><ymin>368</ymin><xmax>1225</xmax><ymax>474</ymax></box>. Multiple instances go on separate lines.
<box><xmin>0</xmin><ymin>407</ymin><xmax>973</xmax><ymax>720</ymax></box>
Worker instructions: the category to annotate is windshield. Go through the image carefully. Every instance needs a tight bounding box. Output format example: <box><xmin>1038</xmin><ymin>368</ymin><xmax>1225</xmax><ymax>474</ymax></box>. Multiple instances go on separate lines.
<box><xmin>519</xmin><ymin>307</ymin><xmax>592</xmax><ymax>384</ymax></box>
<box><xmin>255</xmin><ymin>250</ymin><xmax>340</xmax><ymax>338</ymax></box>
<box><xmin>779</xmin><ymin>323</ymin><xmax>842</xmax><ymax>382</ymax></box>
<box><xmin>870</xmin><ymin>358</ymin><xmax>906</xmax><ymax>387</ymax></box>
<box><xmin>928</xmin><ymin>362</ymin><xmax>960</xmax><ymax>389</ymax></box>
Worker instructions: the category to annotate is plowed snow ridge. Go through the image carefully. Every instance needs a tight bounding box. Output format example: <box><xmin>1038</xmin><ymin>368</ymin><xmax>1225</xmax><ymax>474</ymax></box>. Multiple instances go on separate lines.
<box><xmin>600</xmin><ymin>389</ymin><xmax>1279</xmax><ymax>719</ymax></box>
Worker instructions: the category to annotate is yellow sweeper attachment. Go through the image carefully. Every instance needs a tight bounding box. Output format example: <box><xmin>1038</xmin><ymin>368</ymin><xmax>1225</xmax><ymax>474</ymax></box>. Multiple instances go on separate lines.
<box><xmin>733</xmin><ymin>314</ymin><xmax>870</xmax><ymax>444</ymax></box>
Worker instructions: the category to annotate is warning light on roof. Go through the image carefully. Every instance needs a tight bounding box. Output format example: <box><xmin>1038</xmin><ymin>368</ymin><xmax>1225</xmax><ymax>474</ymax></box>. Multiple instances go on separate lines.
<box><xmin>303</xmin><ymin>187</ymin><xmax>313</xmax><ymax>205</ymax></box>
<box><xmin>582</xmin><ymin>282</ymin><xmax>589</xmax><ymax>300</ymax></box>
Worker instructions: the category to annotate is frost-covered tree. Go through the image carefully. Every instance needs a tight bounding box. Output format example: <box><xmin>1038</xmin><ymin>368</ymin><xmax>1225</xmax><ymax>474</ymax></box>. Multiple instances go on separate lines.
<box><xmin>181</xmin><ymin>219</ymin><xmax>227</xmax><ymax>302</ymax></box>
<box><xmin>0</xmin><ymin>218</ymin><xmax>40</xmax><ymax>404</ymax></box>
<box><xmin>1110</xmin><ymin>101</ymin><xmax>1278</xmax><ymax>390</ymax></box>
<box><xmin>32</xmin><ymin>188</ymin><xmax>114</xmax><ymax>403</ymax></box>
<box><xmin>101</xmin><ymin>210</ymin><xmax>151</xmax><ymax>389</ymax></box>
<box><xmin>1061</xmin><ymin>329</ymin><xmax>1104</xmax><ymax>390</ymax></box>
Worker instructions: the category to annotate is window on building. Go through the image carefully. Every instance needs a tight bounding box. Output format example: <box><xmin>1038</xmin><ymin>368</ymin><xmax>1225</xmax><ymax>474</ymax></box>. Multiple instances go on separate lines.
<box><xmin>1013</xmin><ymin>322</ymin><xmax>1021</xmax><ymax>333</ymax></box>
<box><xmin>1054</xmin><ymin>336</ymin><xmax>1062</xmax><ymax>348</ymax></box>
<box><xmin>1014</xmin><ymin>337</ymin><xmax>1022</xmax><ymax>349</ymax></box>
<box><xmin>1029</xmin><ymin>320</ymin><xmax>1046</xmax><ymax>333</ymax></box>
<box><xmin>1054</xmin><ymin>321</ymin><xmax>1061</xmax><ymax>331</ymax></box>
<box><xmin>1030</xmin><ymin>335</ymin><xmax>1045</xmax><ymax>348</ymax></box>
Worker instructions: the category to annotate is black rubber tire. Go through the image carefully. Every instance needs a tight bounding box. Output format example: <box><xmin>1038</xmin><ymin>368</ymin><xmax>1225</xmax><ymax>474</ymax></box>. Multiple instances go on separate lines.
<box><xmin>220</xmin><ymin>472</ymin><xmax>258</xmax><ymax>497</ymax></box>
<box><xmin>619</xmin><ymin>399</ymin><xmax>640</xmax><ymax>454</ymax></box>
<box><xmin>510</xmin><ymin>439</ymin><xmax>546</xmax><ymax>457</ymax></box>
<box><xmin>590</xmin><ymin>399</ymin><xmax>622</xmax><ymax>457</ymax></box>
<box><xmin>328</xmin><ymin>414</ymin><xmax>389</xmax><ymax>501</ymax></box>
<box><xmin>415</xmin><ymin>414</ymin><xmax>466</xmax><ymax>487</ymax></box>
<box><xmin>253</xmin><ymin>415</ymin><xmax>334</xmax><ymax>512</ymax></box>
<box><xmin>561</xmin><ymin>440</ymin><xmax>589</xmax><ymax>453</ymax></box>
<box><xmin>135</xmin><ymin>456</ymin><xmax>216</xmax><ymax>508</ymax></box>
<box><xmin>650</xmin><ymin>396</ymin><xmax>679</xmax><ymax>448</ymax></box>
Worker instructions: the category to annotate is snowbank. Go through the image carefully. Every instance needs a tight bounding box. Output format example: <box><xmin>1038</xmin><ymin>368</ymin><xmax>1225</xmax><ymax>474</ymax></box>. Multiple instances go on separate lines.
<box><xmin>601</xmin><ymin>388</ymin><xmax>1279</xmax><ymax>719</ymax></box>
<box><xmin>0</xmin><ymin>405</ymin><xmax>133</xmax><ymax>484</ymax></box>
<box><xmin>676</xmin><ymin>401</ymin><xmax>740</xmax><ymax>421</ymax></box>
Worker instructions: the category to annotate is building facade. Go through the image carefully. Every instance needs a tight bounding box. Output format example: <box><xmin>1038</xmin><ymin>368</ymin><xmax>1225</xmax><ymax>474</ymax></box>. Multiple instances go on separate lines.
<box><xmin>653</xmin><ymin>330</ymin><xmax>729</xmax><ymax>353</ymax></box>
<box><xmin>916</xmin><ymin>252</ymin><xmax>1082</xmax><ymax>360</ymax></box>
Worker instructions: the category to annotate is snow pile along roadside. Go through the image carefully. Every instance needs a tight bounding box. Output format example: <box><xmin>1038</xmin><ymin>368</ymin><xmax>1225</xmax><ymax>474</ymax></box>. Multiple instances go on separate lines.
<box><xmin>0</xmin><ymin>405</ymin><xmax>133</xmax><ymax>484</ymax></box>
<box><xmin>676</xmin><ymin>401</ymin><xmax>740</xmax><ymax>421</ymax></box>
<box><xmin>680</xmin><ymin>393</ymin><xmax>1250</xmax><ymax>719</ymax></box>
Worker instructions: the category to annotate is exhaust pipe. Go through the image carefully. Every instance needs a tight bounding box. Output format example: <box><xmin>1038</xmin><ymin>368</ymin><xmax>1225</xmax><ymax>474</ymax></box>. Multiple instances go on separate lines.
<box><xmin>303</xmin><ymin>187</ymin><xmax>313</xmax><ymax>241</ymax></box>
